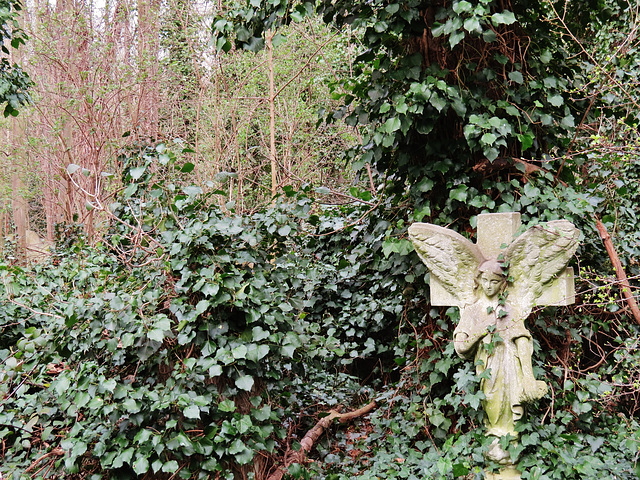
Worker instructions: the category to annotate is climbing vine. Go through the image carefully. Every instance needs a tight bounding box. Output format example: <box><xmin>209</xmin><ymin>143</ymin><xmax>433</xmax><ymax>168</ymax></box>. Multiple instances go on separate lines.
<box><xmin>1</xmin><ymin>0</ymin><xmax>640</xmax><ymax>478</ymax></box>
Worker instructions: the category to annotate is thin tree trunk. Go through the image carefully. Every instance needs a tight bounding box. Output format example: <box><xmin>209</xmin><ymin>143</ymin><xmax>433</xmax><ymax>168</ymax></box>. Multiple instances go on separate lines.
<box><xmin>137</xmin><ymin>0</ymin><xmax>160</xmax><ymax>139</ymax></box>
<box><xmin>11</xmin><ymin>174</ymin><xmax>28</xmax><ymax>262</ymax></box>
<box><xmin>267</xmin><ymin>29</ymin><xmax>277</xmax><ymax>200</ymax></box>
<box><xmin>10</xmin><ymin>8</ymin><xmax>28</xmax><ymax>262</ymax></box>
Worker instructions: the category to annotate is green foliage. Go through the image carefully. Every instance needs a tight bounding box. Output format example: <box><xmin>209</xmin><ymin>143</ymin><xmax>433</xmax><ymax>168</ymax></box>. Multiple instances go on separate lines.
<box><xmin>303</xmin><ymin>328</ymin><xmax>640</xmax><ymax>479</ymax></box>
<box><xmin>0</xmin><ymin>0</ymin><xmax>31</xmax><ymax>116</ymax></box>
<box><xmin>212</xmin><ymin>2</ymin><xmax>640</xmax><ymax>473</ymax></box>
<box><xmin>202</xmin><ymin>17</ymin><xmax>358</xmax><ymax>210</ymax></box>
<box><xmin>3</xmin><ymin>0</ymin><xmax>640</xmax><ymax>478</ymax></box>
<box><xmin>2</xmin><ymin>143</ymin><xmax>640</xmax><ymax>479</ymax></box>
<box><xmin>213</xmin><ymin>0</ymin><xmax>590</xmax><ymax>193</ymax></box>
<box><xmin>0</xmin><ymin>144</ymin><xmax>404</xmax><ymax>478</ymax></box>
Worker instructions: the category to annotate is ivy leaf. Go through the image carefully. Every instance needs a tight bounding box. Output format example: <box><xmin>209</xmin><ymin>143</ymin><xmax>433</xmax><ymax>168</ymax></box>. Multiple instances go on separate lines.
<box><xmin>252</xmin><ymin>405</ymin><xmax>271</xmax><ymax>421</ymax></box>
<box><xmin>453</xmin><ymin>1</ymin><xmax>472</xmax><ymax>14</ymax></box>
<box><xmin>129</xmin><ymin>166</ymin><xmax>146</xmax><ymax>180</ymax></box>
<box><xmin>184</xmin><ymin>405</ymin><xmax>201</xmax><ymax>419</ymax></box>
<box><xmin>453</xmin><ymin>463</ymin><xmax>469</xmax><ymax>477</ymax></box>
<box><xmin>492</xmin><ymin>11</ymin><xmax>517</xmax><ymax>26</ymax></box>
<box><xmin>383</xmin><ymin>116</ymin><xmax>401</xmax><ymax>133</ymax></box>
<box><xmin>281</xmin><ymin>344</ymin><xmax>296</xmax><ymax>358</ymax></box>
<box><xmin>483</xmin><ymin>29</ymin><xmax>497</xmax><ymax>42</ymax></box>
<box><xmin>463</xmin><ymin>17</ymin><xmax>481</xmax><ymax>34</ymax></box>
<box><xmin>509</xmin><ymin>71</ymin><xmax>524</xmax><ymax>84</ymax></box>
<box><xmin>252</xmin><ymin>326</ymin><xmax>270</xmax><ymax>342</ymax></box>
<box><xmin>147</xmin><ymin>329</ymin><xmax>165</xmax><ymax>342</ymax></box>
<box><xmin>561</xmin><ymin>114</ymin><xmax>575</xmax><ymax>127</ymax></box>
<box><xmin>232</xmin><ymin>344</ymin><xmax>247</xmax><ymax>359</ymax></box>
<box><xmin>134</xmin><ymin>429</ymin><xmax>152</xmax><ymax>444</ymax></box>
<box><xmin>229</xmin><ymin>439</ymin><xmax>253</xmax><ymax>463</ymax></box>
<box><xmin>449</xmin><ymin>30</ymin><xmax>465</xmax><ymax>48</ymax></box>
<box><xmin>548</xmin><ymin>94</ymin><xmax>564</xmax><ymax>107</ymax></box>
<box><xmin>71</xmin><ymin>440</ymin><xmax>88</xmax><ymax>459</ymax></box>
<box><xmin>588</xmin><ymin>436</ymin><xmax>605</xmax><ymax>453</ymax></box>
<box><xmin>517</xmin><ymin>133</ymin><xmax>534</xmax><ymax>151</ymax></box>
<box><xmin>133</xmin><ymin>456</ymin><xmax>150</xmax><ymax>475</ymax></box>
<box><xmin>484</xmin><ymin>147</ymin><xmax>499</xmax><ymax>161</ymax></box>
<box><xmin>123</xmin><ymin>398</ymin><xmax>141</xmax><ymax>413</ymax></box>
<box><xmin>278</xmin><ymin>224</ymin><xmax>291</xmax><ymax>236</ymax></box>
<box><xmin>162</xmin><ymin>461</ymin><xmax>180</xmax><ymax>473</ymax></box>
<box><xmin>218</xmin><ymin>399</ymin><xmax>236</xmax><ymax>412</ymax></box>
<box><xmin>110</xmin><ymin>295</ymin><xmax>125</xmax><ymax>310</ymax></box>
<box><xmin>196</xmin><ymin>300</ymin><xmax>210</xmax><ymax>315</ymax></box>
<box><xmin>449</xmin><ymin>185</ymin><xmax>468</xmax><ymax>202</ymax></box>
<box><xmin>481</xmin><ymin>132</ymin><xmax>498</xmax><ymax>145</ymax></box>
<box><xmin>181</xmin><ymin>162</ymin><xmax>195</xmax><ymax>173</ymax></box>
<box><xmin>278</xmin><ymin>302</ymin><xmax>293</xmax><ymax>312</ymax></box>
<box><xmin>235</xmin><ymin>375</ymin><xmax>255</xmax><ymax>391</ymax></box>
<box><xmin>202</xmin><ymin>283</ymin><xmax>219</xmax><ymax>297</ymax></box>
<box><xmin>430</xmin><ymin>94</ymin><xmax>447</xmax><ymax>112</ymax></box>
<box><xmin>183</xmin><ymin>185</ymin><xmax>202</xmax><ymax>197</ymax></box>
<box><xmin>247</xmin><ymin>344</ymin><xmax>269</xmax><ymax>362</ymax></box>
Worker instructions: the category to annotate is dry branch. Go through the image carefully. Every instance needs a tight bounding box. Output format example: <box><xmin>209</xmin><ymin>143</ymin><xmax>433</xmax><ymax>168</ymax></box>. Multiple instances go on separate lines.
<box><xmin>25</xmin><ymin>447</ymin><xmax>65</xmax><ymax>474</ymax></box>
<box><xmin>595</xmin><ymin>217</ymin><xmax>640</xmax><ymax>325</ymax></box>
<box><xmin>267</xmin><ymin>400</ymin><xmax>377</xmax><ymax>480</ymax></box>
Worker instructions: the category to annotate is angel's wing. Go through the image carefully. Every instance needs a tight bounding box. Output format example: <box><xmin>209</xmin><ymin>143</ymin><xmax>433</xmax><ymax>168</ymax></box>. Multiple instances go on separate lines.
<box><xmin>505</xmin><ymin>220</ymin><xmax>580</xmax><ymax>312</ymax></box>
<box><xmin>408</xmin><ymin>223</ymin><xmax>485</xmax><ymax>306</ymax></box>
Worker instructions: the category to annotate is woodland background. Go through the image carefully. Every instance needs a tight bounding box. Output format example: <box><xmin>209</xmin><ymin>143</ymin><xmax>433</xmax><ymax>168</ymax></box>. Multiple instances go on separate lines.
<box><xmin>1</xmin><ymin>0</ymin><xmax>640</xmax><ymax>479</ymax></box>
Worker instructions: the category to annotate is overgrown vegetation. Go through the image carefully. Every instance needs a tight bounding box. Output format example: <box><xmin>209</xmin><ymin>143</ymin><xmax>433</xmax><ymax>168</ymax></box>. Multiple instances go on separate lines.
<box><xmin>0</xmin><ymin>0</ymin><xmax>31</xmax><ymax>117</ymax></box>
<box><xmin>2</xmin><ymin>0</ymin><xmax>640</xmax><ymax>479</ymax></box>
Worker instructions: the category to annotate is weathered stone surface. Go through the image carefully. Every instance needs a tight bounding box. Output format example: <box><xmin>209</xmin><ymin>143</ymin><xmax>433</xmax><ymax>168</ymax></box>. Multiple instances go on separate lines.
<box><xmin>408</xmin><ymin>212</ymin><xmax>580</xmax><ymax>479</ymax></box>
<box><xmin>476</xmin><ymin>211</ymin><xmax>521</xmax><ymax>259</ymax></box>
<box><xmin>485</xmin><ymin>465</ymin><xmax>522</xmax><ymax>480</ymax></box>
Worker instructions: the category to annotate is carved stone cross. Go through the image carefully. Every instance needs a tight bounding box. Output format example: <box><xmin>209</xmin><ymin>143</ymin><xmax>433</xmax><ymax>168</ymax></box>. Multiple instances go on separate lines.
<box><xmin>429</xmin><ymin>212</ymin><xmax>576</xmax><ymax>309</ymax></box>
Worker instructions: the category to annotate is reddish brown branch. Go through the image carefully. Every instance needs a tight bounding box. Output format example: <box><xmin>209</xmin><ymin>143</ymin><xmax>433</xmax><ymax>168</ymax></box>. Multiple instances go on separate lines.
<box><xmin>25</xmin><ymin>447</ymin><xmax>65</xmax><ymax>473</ymax></box>
<box><xmin>595</xmin><ymin>217</ymin><xmax>640</xmax><ymax>325</ymax></box>
<box><xmin>267</xmin><ymin>401</ymin><xmax>377</xmax><ymax>480</ymax></box>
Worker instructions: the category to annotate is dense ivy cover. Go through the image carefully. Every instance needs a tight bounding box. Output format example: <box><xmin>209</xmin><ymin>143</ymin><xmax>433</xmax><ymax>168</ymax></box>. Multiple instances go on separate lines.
<box><xmin>2</xmin><ymin>0</ymin><xmax>640</xmax><ymax>479</ymax></box>
<box><xmin>0</xmin><ymin>146</ymin><xmax>413</xmax><ymax>478</ymax></box>
<box><xmin>1</xmin><ymin>139</ymin><xmax>639</xmax><ymax>479</ymax></box>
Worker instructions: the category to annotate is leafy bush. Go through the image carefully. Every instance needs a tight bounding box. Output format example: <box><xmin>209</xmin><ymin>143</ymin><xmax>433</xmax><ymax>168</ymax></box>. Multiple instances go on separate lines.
<box><xmin>0</xmin><ymin>144</ymin><xmax>409</xmax><ymax>479</ymax></box>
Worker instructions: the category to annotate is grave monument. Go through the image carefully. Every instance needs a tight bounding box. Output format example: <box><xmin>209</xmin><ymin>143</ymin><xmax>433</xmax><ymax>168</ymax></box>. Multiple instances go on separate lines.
<box><xmin>408</xmin><ymin>212</ymin><xmax>580</xmax><ymax>479</ymax></box>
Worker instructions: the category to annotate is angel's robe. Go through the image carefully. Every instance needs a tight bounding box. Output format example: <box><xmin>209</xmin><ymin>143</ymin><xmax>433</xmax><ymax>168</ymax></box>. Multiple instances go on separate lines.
<box><xmin>453</xmin><ymin>299</ymin><xmax>534</xmax><ymax>438</ymax></box>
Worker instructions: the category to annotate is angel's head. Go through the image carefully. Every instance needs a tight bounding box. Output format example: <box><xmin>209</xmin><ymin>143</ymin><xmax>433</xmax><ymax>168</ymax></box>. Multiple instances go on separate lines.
<box><xmin>476</xmin><ymin>260</ymin><xmax>507</xmax><ymax>298</ymax></box>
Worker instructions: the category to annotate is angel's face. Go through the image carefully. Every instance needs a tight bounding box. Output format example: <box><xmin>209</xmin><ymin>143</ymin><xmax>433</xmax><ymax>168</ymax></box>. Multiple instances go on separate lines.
<box><xmin>479</xmin><ymin>271</ymin><xmax>506</xmax><ymax>298</ymax></box>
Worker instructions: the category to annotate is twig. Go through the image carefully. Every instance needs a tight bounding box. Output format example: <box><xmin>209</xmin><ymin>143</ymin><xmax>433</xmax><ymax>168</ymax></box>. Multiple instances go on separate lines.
<box><xmin>0</xmin><ymin>363</ymin><xmax>39</xmax><ymax>406</ymax></box>
<box><xmin>7</xmin><ymin>299</ymin><xmax>64</xmax><ymax>320</ymax></box>
<box><xmin>25</xmin><ymin>448</ymin><xmax>65</xmax><ymax>474</ymax></box>
<box><xmin>316</xmin><ymin>189</ymin><xmax>377</xmax><ymax>207</ymax></box>
<box><xmin>274</xmin><ymin>31</ymin><xmax>341</xmax><ymax>100</ymax></box>
<box><xmin>309</xmin><ymin>197</ymin><xmax>383</xmax><ymax>238</ymax></box>
<box><xmin>366</xmin><ymin>163</ymin><xmax>376</xmax><ymax>195</ymax></box>
<box><xmin>594</xmin><ymin>217</ymin><xmax>640</xmax><ymax>325</ymax></box>
<box><xmin>266</xmin><ymin>401</ymin><xmax>377</xmax><ymax>480</ymax></box>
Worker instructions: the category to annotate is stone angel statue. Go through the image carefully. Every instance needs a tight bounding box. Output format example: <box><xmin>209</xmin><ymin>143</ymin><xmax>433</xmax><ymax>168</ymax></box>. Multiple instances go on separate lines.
<box><xmin>408</xmin><ymin>214</ymin><xmax>580</xmax><ymax>464</ymax></box>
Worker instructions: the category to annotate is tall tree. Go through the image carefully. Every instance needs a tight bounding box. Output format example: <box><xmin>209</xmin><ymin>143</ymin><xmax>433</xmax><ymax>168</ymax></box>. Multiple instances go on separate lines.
<box><xmin>214</xmin><ymin>0</ymin><xmax>608</xmax><ymax>218</ymax></box>
<box><xmin>136</xmin><ymin>0</ymin><xmax>161</xmax><ymax>139</ymax></box>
